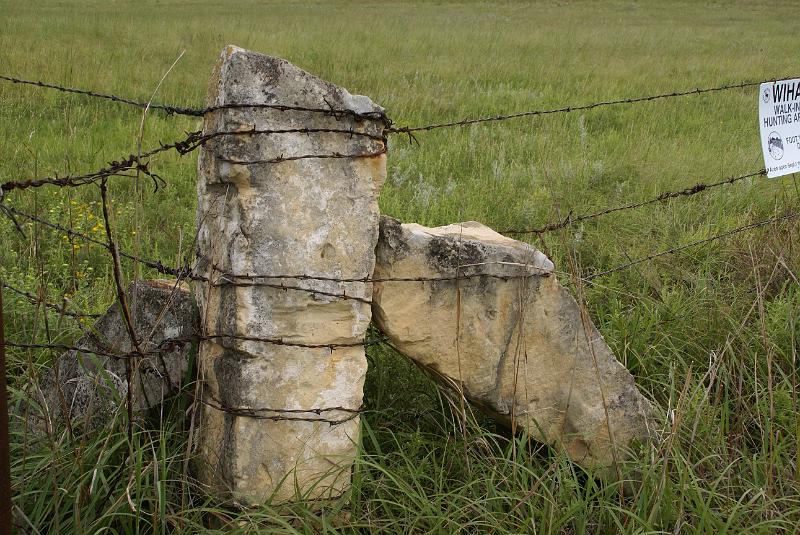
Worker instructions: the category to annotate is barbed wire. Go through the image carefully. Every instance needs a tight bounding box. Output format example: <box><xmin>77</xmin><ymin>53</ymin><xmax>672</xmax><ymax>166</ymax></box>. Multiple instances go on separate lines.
<box><xmin>585</xmin><ymin>209</ymin><xmax>799</xmax><ymax>280</ymax></box>
<box><xmin>0</xmin><ymin>132</ymin><xmax>198</xmax><ymax>193</ymax></box>
<box><xmin>3</xmin><ymin>206</ymin><xmax>199</xmax><ymax>280</ymax></box>
<box><xmin>212</xmin><ymin>269</ymin><xmax>552</xmax><ymax>285</ymax></box>
<box><xmin>7</xmin><ymin>207</ymin><xmax>793</xmax><ymax>333</ymax></box>
<box><xmin>199</xmin><ymin>396</ymin><xmax>363</xmax><ymax>425</ymax></box>
<box><xmin>386</xmin><ymin>77</ymin><xmax>787</xmax><ymax>135</ymax></box>
<box><xmin>2</xmin><ymin>73</ymin><xmax>790</xmax><ymax>138</ymax></box>
<box><xmin>1</xmin><ymin>282</ymin><xmax>100</xmax><ymax>319</ymax></box>
<box><xmin>217</xmin><ymin>147</ymin><xmax>388</xmax><ymax>165</ymax></box>
<box><xmin>0</xmin><ymin>127</ymin><xmax>388</xmax><ymax>194</ymax></box>
<box><xmin>6</xmin><ymin>205</ymin><xmax>796</xmax><ymax>424</ymax></box>
<box><xmin>500</xmin><ymin>169</ymin><xmax>766</xmax><ymax>235</ymax></box>
<box><xmin>1</xmin><ymin>160</ymin><xmax>154</xmax><ymax>193</ymax></box>
<box><xmin>3</xmin><ymin>69</ymin><xmax>798</xmax><ymax>430</ymax></box>
<box><xmin>5</xmin><ymin>206</ymin><xmax>553</xmax><ymax>287</ymax></box>
<box><xmin>6</xmin><ymin>333</ymin><xmax>389</xmax><ymax>360</ymax></box>
<box><xmin>7</xmin><ymin>202</ymin><xmax>796</xmax><ymax>421</ymax></box>
<box><xmin>4</xmin><ymin>204</ymin><xmax>554</xmax><ymax>286</ymax></box>
<box><xmin>10</xmin><ymin>185</ymin><xmax>791</xmax><ymax>296</ymax></box>
<box><xmin>212</xmin><ymin>280</ymin><xmax>374</xmax><ymax>304</ymax></box>
<box><xmin>6</xmin><ymin>341</ymin><xmax>130</xmax><ymax>360</ymax></box>
<box><xmin>0</xmin><ymin>75</ymin><xmax>390</xmax><ymax>123</ymax></box>
<box><xmin>8</xmin><ymin>210</ymin><xmax>796</xmax><ymax>355</ymax></box>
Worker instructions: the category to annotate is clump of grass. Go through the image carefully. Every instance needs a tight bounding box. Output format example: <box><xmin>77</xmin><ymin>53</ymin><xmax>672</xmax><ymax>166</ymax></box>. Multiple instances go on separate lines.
<box><xmin>10</xmin><ymin>340</ymin><xmax>800</xmax><ymax>533</ymax></box>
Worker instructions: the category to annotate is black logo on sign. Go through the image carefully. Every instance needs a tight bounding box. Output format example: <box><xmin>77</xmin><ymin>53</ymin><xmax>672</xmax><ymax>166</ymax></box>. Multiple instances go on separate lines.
<box><xmin>768</xmin><ymin>131</ymin><xmax>784</xmax><ymax>161</ymax></box>
<box><xmin>763</xmin><ymin>87</ymin><xmax>771</xmax><ymax>103</ymax></box>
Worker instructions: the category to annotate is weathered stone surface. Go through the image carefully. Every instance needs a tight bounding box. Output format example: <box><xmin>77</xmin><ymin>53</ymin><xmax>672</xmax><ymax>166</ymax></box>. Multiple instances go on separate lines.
<box><xmin>33</xmin><ymin>279</ymin><xmax>194</xmax><ymax>431</ymax></box>
<box><xmin>194</xmin><ymin>46</ymin><xmax>387</xmax><ymax>505</ymax></box>
<box><xmin>372</xmin><ymin>216</ymin><xmax>654</xmax><ymax>470</ymax></box>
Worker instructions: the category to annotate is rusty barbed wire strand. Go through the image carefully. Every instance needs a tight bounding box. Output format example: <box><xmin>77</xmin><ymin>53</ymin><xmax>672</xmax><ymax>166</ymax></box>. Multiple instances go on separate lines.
<box><xmin>11</xmin><ymin>178</ymin><xmax>789</xmax><ymax>293</ymax></box>
<box><xmin>585</xmin><ymin>209</ymin><xmax>799</xmax><ymax>280</ymax></box>
<box><xmin>1</xmin><ymin>163</ymin><xmax>149</xmax><ymax>193</ymax></box>
<box><xmin>206</xmin><ymin>397</ymin><xmax>363</xmax><ymax>414</ymax></box>
<box><xmin>217</xmin><ymin>147</ymin><xmax>387</xmax><ymax>165</ymax></box>
<box><xmin>0</xmin><ymin>134</ymin><xmax>191</xmax><ymax>193</ymax></box>
<box><xmin>1</xmin><ymin>282</ymin><xmax>100</xmax><ymax>319</ymax></box>
<box><xmin>204</xmin><ymin>257</ymin><xmax>552</xmax><ymax>283</ymax></box>
<box><xmin>4</xmin><ymin>206</ymin><xmax>200</xmax><ymax>280</ymax></box>
<box><xmin>4</xmin><ymin>73</ymin><xmax>792</xmax><ymax>138</ymax></box>
<box><xmin>0</xmin><ymin>74</ymin><xmax>185</xmax><ymax>113</ymax></box>
<box><xmin>4</xmin><ymin>206</ymin><xmax>555</xmax><ymax>286</ymax></box>
<box><xmin>207</xmin><ymin>126</ymin><xmax>387</xmax><ymax>143</ymax></box>
<box><xmin>500</xmin><ymin>169</ymin><xmax>767</xmax><ymax>235</ymax></box>
<box><xmin>212</xmin><ymin>280</ymin><xmax>373</xmax><ymax>304</ymax></box>
<box><xmin>199</xmin><ymin>333</ymin><xmax>385</xmax><ymax>351</ymax></box>
<box><xmin>0</xmin><ymin>337</ymin><xmax>370</xmax><ymax>424</ymax></box>
<box><xmin>199</xmin><ymin>396</ymin><xmax>363</xmax><ymax>424</ymax></box>
<box><xmin>5</xmin><ymin>341</ymin><xmax>130</xmax><ymax>360</ymax></box>
<box><xmin>386</xmin><ymin>77</ymin><xmax>788</xmax><ymax>135</ymax></box>
<box><xmin>7</xmin><ymin>335</ymin><xmax>371</xmax><ymax>423</ymax></box>
<box><xmin>213</xmin><ymin>270</ymin><xmax>552</xmax><ymax>284</ymax></box>
<box><xmin>5</xmin><ymin>333</ymin><xmax>389</xmax><ymax>360</ymax></box>
<box><xmin>0</xmin><ymin>128</ymin><xmax>387</xmax><ymax>194</ymax></box>
<box><xmin>0</xmin><ymin>74</ymin><xmax>391</xmax><ymax>123</ymax></box>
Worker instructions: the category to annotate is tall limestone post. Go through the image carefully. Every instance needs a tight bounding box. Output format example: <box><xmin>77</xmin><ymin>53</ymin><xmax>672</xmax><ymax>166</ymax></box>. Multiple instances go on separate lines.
<box><xmin>194</xmin><ymin>46</ymin><xmax>387</xmax><ymax>505</ymax></box>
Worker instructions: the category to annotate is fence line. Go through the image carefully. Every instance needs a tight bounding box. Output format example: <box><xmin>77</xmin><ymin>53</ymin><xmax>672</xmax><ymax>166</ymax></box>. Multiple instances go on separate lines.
<box><xmin>5</xmin><ymin>206</ymin><xmax>550</xmax><ymax>284</ymax></box>
<box><xmin>1</xmin><ymin>153</ymin><xmax>774</xmax><ymax>284</ymax></box>
<box><xmin>3</xmin><ymin>197</ymin><xmax>794</xmax><ymax>319</ymax></box>
<box><xmin>0</xmin><ymin>75</ymin><xmax>390</xmax><ymax>122</ymax></box>
<box><xmin>6</xmin><ymin>333</ymin><xmax>389</xmax><ymax>359</ymax></box>
<box><xmin>217</xmin><ymin>147</ymin><xmax>387</xmax><ymax>165</ymax></box>
<box><xmin>198</xmin><ymin>397</ymin><xmax>363</xmax><ymax>425</ymax></box>
<box><xmin>5</xmin><ymin>205</ymin><xmax>794</xmax><ymax>325</ymax></box>
<box><xmin>5</xmin><ymin>205</ymin><xmax>795</xmax><ymax>424</ymax></box>
<box><xmin>1</xmin><ymin>68</ymin><xmax>798</xmax><ymax>434</ymax></box>
<box><xmin>0</xmin><ymin>127</ymin><xmax>390</xmax><ymax>194</ymax></box>
<box><xmin>0</xmin><ymin>133</ymin><xmax>192</xmax><ymax>193</ymax></box>
<box><xmin>1</xmin><ymin>73</ymin><xmax>792</xmax><ymax>136</ymax></box>
<box><xmin>385</xmin><ymin>78</ymin><xmax>790</xmax><ymax>135</ymax></box>
<box><xmin>2</xmin><ymin>172</ymin><xmax>789</xmax><ymax>294</ymax></box>
<box><xmin>584</xmin><ymin>209</ymin><xmax>799</xmax><ymax>280</ymax></box>
<box><xmin>1</xmin><ymin>282</ymin><xmax>100</xmax><ymax>320</ymax></box>
<box><xmin>500</xmin><ymin>169</ymin><xmax>767</xmax><ymax>235</ymax></box>
<box><xmin>3</xmin><ymin>206</ymin><xmax>197</xmax><ymax>280</ymax></box>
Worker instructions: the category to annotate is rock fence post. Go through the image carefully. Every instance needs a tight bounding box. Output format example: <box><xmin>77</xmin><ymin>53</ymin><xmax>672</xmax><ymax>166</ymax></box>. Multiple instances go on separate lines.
<box><xmin>194</xmin><ymin>46</ymin><xmax>387</xmax><ymax>505</ymax></box>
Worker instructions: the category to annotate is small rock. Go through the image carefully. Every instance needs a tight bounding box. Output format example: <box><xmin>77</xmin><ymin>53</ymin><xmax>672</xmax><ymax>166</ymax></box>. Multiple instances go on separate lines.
<box><xmin>30</xmin><ymin>279</ymin><xmax>194</xmax><ymax>432</ymax></box>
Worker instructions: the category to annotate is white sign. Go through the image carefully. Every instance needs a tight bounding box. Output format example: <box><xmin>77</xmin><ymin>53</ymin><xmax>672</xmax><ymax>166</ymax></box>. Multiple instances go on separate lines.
<box><xmin>760</xmin><ymin>79</ymin><xmax>800</xmax><ymax>178</ymax></box>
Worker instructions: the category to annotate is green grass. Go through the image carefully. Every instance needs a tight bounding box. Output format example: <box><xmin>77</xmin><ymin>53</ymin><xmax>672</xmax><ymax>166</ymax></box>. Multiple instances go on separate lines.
<box><xmin>2</xmin><ymin>0</ymin><xmax>800</xmax><ymax>532</ymax></box>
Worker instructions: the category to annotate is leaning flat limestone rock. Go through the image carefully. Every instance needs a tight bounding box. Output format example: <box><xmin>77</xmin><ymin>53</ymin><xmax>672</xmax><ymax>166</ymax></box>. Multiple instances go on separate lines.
<box><xmin>372</xmin><ymin>216</ymin><xmax>654</xmax><ymax>470</ymax></box>
<box><xmin>31</xmin><ymin>279</ymin><xmax>194</xmax><ymax>431</ymax></box>
<box><xmin>194</xmin><ymin>46</ymin><xmax>387</xmax><ymax>505</ymax></box>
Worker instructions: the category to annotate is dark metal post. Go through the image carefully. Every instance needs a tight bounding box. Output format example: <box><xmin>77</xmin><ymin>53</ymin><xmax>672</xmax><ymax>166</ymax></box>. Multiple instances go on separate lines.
<box><xmin>0</xmin><ymin>284</ymin><xmax>12</xmax><ymax>535</ymax></box>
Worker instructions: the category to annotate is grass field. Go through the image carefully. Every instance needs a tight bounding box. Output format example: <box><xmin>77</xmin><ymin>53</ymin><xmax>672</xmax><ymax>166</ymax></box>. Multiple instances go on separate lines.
<box><xmin>2</xmin><ymin>0</ymin><xmax>800</xmax><ymax>532</ymax></box>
